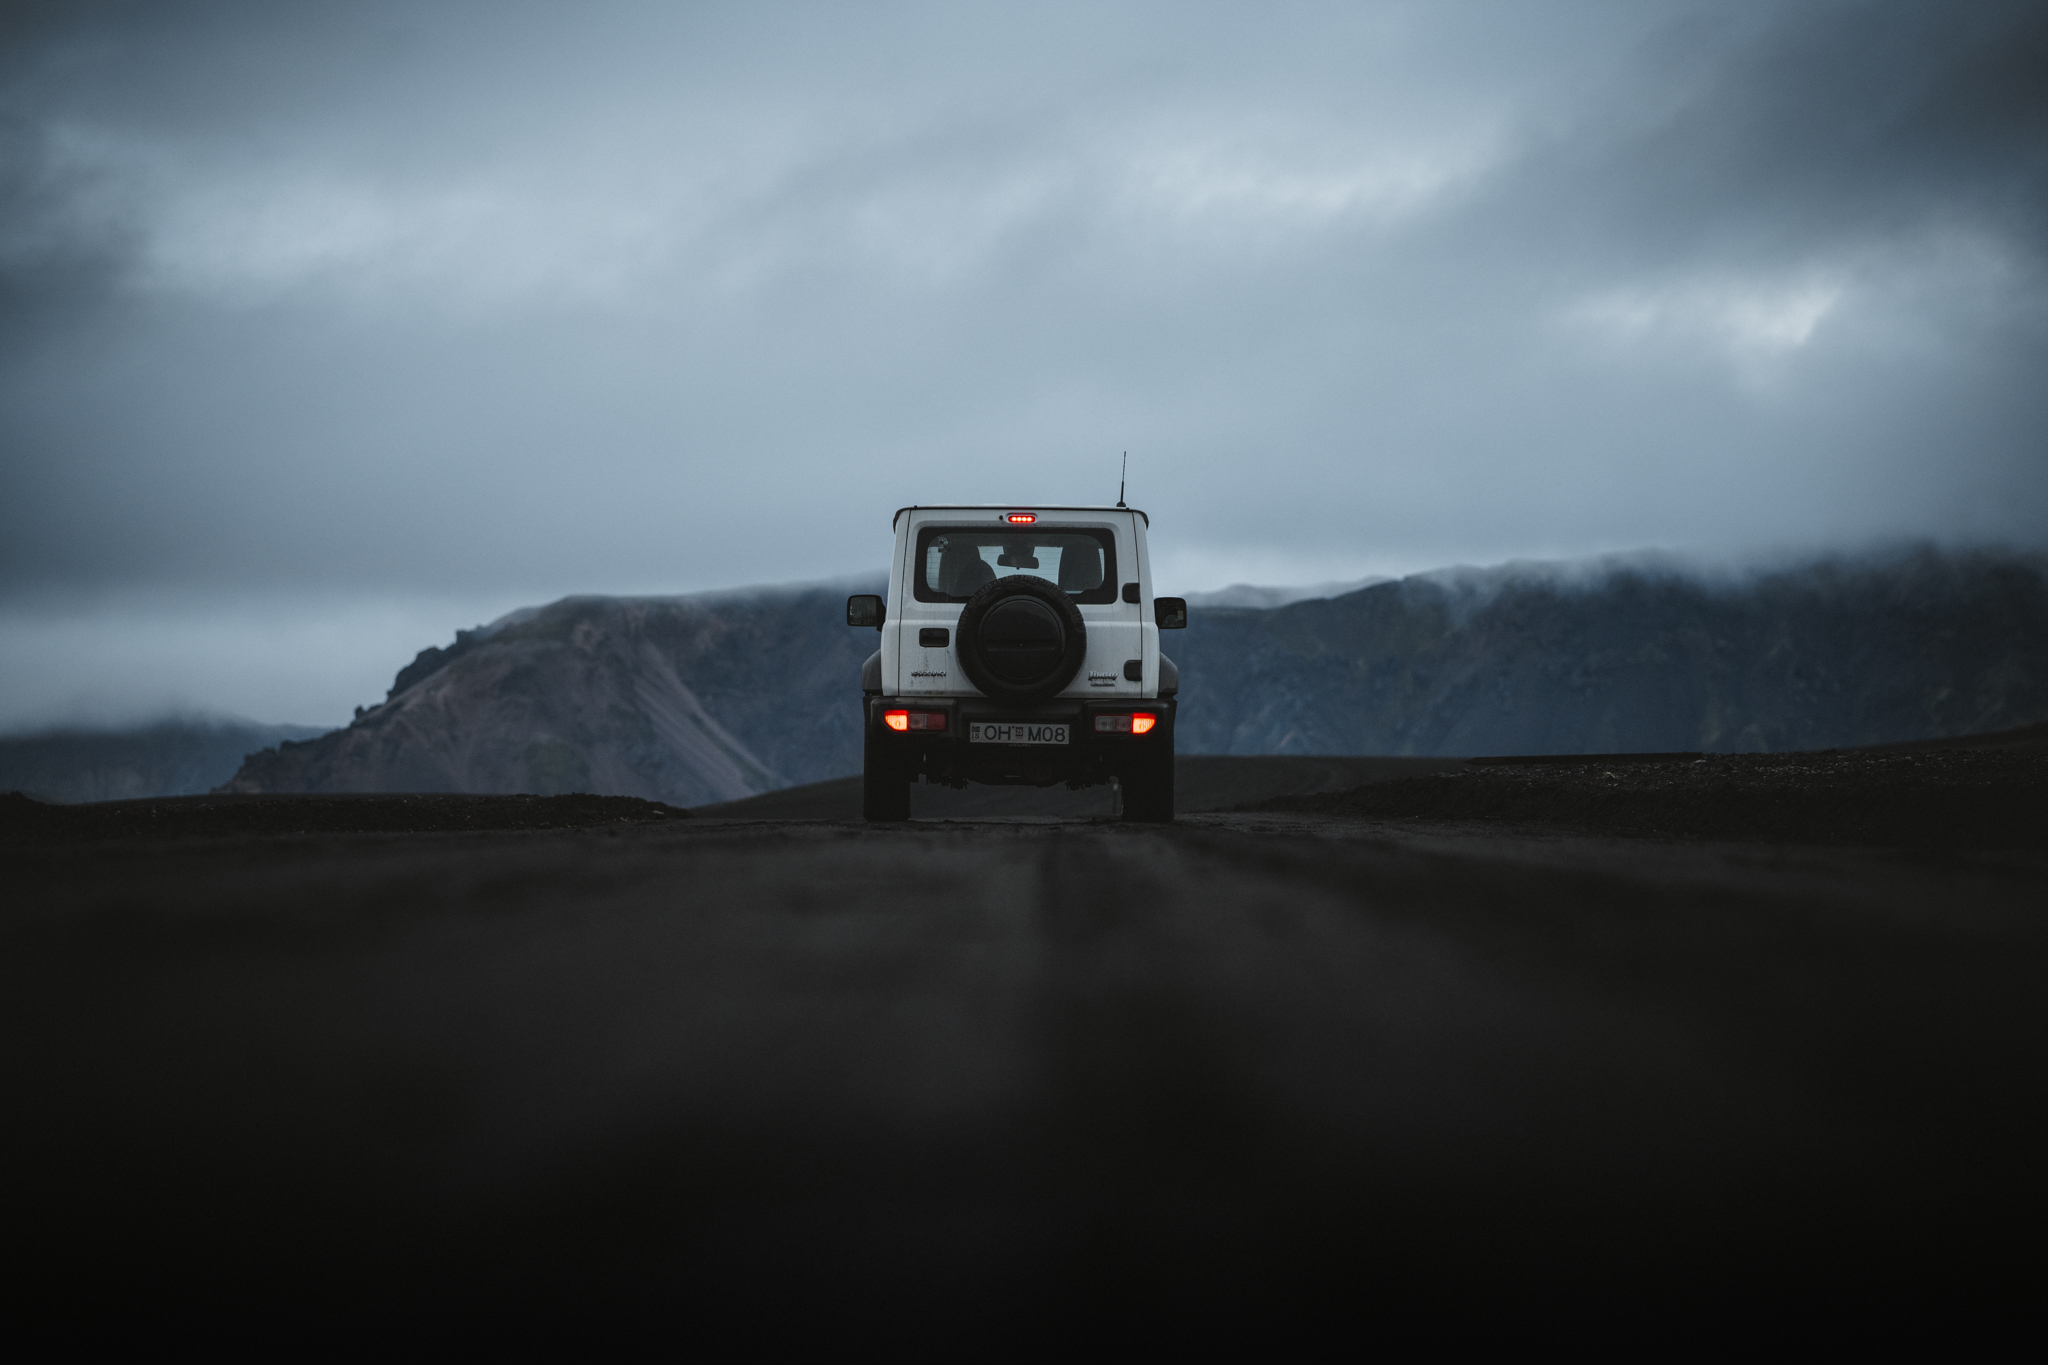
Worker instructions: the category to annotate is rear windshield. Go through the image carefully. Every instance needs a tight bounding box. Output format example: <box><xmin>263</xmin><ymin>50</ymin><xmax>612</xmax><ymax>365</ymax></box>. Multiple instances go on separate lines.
<box><xmin>912</xmin><ymin>525</ymin><xmax>1120</xmax><ymax>605</ymax></box>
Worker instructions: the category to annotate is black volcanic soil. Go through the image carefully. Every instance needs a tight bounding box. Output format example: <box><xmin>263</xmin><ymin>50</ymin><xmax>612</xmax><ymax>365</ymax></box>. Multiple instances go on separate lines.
<box><xmin>0</xmin><ymin>790</ymin><xmax>690</xmax><ymax>843</ymax></box>
<box><xmin>1252</xmin><ymin>747</ymin><xmax>2048</xmax><ymax>849</ymax></box>
<box><xmin>693</xmin><ymin>753</ymin><xmax>1466</xmax><ymax>821</ymax></box>
<box><xmin>5</xmin><ymin>743</ymin><xmax>2046</xmax><ymax>1339</ymax></box>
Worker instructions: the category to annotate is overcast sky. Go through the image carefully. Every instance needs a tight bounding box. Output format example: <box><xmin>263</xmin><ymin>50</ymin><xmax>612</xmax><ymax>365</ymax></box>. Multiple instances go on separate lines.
<box><xmin>2</xmin><ymin>0</ymin><xmax>2044</xmax><ymax>727</ymax></box>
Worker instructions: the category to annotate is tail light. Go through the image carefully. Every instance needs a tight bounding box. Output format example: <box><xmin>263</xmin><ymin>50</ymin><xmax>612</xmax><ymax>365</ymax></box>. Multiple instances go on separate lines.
<box><xmin>884</xmin><ymin>709</ymin><xmax>946</xmax><ymax>732</ymax></box>
<box><xmin>1093</xmin><ymin>712</ymin><xmax>1159</xmax><ymax>734</ymax></box>
<box><xmin>1131</xmin><ymin>713</ymin><xmax>1157</xmax><ymax>734</ymax></box>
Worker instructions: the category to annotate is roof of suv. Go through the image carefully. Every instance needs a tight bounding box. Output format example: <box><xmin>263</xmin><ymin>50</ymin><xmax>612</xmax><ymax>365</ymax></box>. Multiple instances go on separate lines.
<box><xmin>893</xmin><ymin>504</ymin><xmax>1148</xmax><ymax>527</ymax></box>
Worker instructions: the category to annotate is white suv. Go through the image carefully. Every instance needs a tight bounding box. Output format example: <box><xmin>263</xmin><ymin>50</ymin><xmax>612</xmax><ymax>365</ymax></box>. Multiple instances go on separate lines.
<box><xmin>846</xmin><ymin>505</ymin><xmax>1186</xmax><ymax>822</ymax></box>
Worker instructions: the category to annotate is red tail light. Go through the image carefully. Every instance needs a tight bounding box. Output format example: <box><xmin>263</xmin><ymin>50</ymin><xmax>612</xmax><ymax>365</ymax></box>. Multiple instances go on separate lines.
<box><xmin>884</xmin><ymin>710</ymin><xmax>909</xmax><ymax>731</ymax></box>
<box><xmin>885</xmin><ymin>709</ymin><xmax>947</xmax><ymax>732</ymax></box>
<box><xmin>1094</xmin><ymin>712</ymin><xmax>1160</xmax><ymax>734</ymax></box>
<box><xmin>1131</xmin><ymin>713</ymin><xmax>1157</xmax><ymax>734</ymax></box>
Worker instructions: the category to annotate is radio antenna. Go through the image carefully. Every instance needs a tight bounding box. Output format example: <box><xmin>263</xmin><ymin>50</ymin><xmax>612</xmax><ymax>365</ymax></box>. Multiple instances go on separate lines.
<box><xmin>1117</xmin><ymin>451</ymin><xmax>1127</xmax><ymax>508</ymax></box>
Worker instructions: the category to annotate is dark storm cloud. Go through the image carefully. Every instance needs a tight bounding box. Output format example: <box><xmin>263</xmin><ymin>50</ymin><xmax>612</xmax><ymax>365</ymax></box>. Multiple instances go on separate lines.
<box><xmin>1615</xmin><ymin>0</ymin><xmax>2048</xmax><ymax>260</ymax></box>
<box><xmin>0</xmin><ymin>114</ymin><xmax>129</xmax><ymax>358</ymax></box>
<box><xmin>0</xmin><ymin>0</ymin><xmax>2042</xmax><ymax>622</ymax></box>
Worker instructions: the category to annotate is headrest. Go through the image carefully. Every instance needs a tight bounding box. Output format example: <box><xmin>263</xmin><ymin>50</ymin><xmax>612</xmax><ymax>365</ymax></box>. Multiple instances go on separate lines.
<box><xmin>1058</xmin><ymin>544</ymin><xmax>1103</xmax><ymax>591</ymax></box>
<box><xmin>938</xmin><ymin>542</ymin><xmax>995</xmax><ymax>596</ymax></box>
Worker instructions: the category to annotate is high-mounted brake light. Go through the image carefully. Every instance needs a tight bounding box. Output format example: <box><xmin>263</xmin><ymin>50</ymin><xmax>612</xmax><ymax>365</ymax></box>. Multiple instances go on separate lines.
<box><xmin>884</xmin><ymin>709</ymin><xmax>946</xmax><ymax>732</ymax></box>
<box><xmin>1005</xmin><ymin>512</ymin><xmax>1037</xmax><ymax>524</ymax></box>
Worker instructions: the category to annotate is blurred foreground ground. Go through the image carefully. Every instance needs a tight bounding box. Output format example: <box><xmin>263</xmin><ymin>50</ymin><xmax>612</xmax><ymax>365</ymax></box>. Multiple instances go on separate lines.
<box><xmin>4</xmin><ymin>745</ymin><xmax>2045</xmax><ymax>1339</ymax></box>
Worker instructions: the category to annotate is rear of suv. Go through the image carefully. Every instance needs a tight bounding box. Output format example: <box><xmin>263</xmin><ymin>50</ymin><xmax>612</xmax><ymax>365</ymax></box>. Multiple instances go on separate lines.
<box><xmin>845</xmin><ymin>505</ymin><xmax>1187</xmax><ymax>822</ymax></box>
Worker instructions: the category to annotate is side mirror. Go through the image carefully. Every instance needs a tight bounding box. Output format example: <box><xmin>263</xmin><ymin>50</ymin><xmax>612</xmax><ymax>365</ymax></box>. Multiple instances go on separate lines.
<box><xmin>846</xmin><ymin>594</ymin><xmax>885</xmax><ymax>630</ymax></box>
<box><xmin>1154</xmin><ymin>597</ymin><xmax>1187</xmax><ymax>630</ymax></box>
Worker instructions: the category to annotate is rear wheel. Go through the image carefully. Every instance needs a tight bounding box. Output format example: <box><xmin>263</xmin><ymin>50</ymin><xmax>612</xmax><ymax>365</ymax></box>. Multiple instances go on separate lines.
<box><xmin>862</xmin><ymin>723</ymin><xmax>911</xmax><ymax>822</ymax></box>
<box><xmin>1119</xmin><ymin>740</ymin><xmax>1175</xmax><ymax>823</ymax></box>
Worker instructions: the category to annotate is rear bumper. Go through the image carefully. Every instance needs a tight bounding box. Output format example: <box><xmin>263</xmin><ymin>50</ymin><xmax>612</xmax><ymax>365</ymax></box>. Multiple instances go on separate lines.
<box><xmin>865</xmin><ymin>695</ymin><xmax>1176</xmax><ymax>788</ymax></box>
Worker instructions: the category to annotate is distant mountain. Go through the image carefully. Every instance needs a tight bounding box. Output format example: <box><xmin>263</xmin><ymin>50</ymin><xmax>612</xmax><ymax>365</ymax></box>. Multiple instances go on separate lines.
<box><xmin>0</xmin><ymin>719</ymin><xmax>327</xmax><ymax>803</ymax></box>
<box><xmin>220</xmin><ymin>547</ymin><xmax>2048</xmax><ymax>802</ymax></box>
<box><xmin>1172</xmin><ymin>547</ymin><xmax>2048</xmax><ymax>755</ymax></box>
<box><xmin>225</xmin><ymin>584</ymin><xmax>881</xmax><ymax>806</ymax></box>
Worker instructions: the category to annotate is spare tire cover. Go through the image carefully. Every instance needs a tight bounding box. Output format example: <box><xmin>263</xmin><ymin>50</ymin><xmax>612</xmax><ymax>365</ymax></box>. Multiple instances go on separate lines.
<box><xmin>956</xmin><ymin>574</ymin><xmax>1088</xmax><ymax>700</ymax></box>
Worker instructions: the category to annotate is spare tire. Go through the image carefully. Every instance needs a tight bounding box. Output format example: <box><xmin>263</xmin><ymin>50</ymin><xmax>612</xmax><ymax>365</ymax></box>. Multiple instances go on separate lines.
<box><xmin>956</xmin><ymin>575</ymin><xmax>1088</xmax><ymax>701</ymax></box>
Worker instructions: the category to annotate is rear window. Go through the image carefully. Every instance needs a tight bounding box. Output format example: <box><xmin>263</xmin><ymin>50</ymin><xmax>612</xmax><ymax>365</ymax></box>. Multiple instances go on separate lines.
<box><xmin>913</xmin><ymin>525</ymin><xmax>1119</xmax><ymax>604</ymax></box>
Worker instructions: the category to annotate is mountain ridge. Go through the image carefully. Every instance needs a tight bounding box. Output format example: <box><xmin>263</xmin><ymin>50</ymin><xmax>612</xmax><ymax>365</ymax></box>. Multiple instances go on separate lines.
<box><xmin>212</xmin><ymin>545</ymin><xmax>2048</xmax><ymax>802</ymax></box>
<box><xmin>226</xmin><ymin>585</ymin><xmax>882</xmax><ymax>805</ymax></box>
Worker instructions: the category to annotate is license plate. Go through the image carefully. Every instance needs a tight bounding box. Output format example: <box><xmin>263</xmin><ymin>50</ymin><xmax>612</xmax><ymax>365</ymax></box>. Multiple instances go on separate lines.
<box><xmin>968</xmin><ymin>721</ymin><xmax>1069</xmax><ymax>745</ymax></box>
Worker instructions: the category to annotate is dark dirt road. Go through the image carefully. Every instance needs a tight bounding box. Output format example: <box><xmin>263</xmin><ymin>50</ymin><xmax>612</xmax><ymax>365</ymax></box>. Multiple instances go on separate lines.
<box><xmin>7</xmin><ymin>767</ymin><xmax>2046</xmax><ymax>1339</ymax></box>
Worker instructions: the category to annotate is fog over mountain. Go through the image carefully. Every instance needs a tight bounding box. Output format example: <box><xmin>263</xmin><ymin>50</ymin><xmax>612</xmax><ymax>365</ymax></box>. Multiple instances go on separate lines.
<box><xmin>2</xmin><ymin>1</ymin><xmax>2045</xmax><ymax>730</ymax></box>
<box><xmin>1172</xmin><ymin>546</ymin><xmax>2048</xmax><ymax>756</ymax></box>
<box><xmin>1182</xmin><ymin>578</ymin><xmax>1388</xmax><ymax>610</ymax></box>
<box><xmin>0</xmin><ymin>717</ymin><xmax>324</xmax><ymax>803</ymax></box>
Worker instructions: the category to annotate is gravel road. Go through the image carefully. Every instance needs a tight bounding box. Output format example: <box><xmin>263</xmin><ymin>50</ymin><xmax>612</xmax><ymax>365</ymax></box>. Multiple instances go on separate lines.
<box><xmin>7</xmin><ymin>795</ymin><xmax>2043</xmax><ymax>1337</ymax></box>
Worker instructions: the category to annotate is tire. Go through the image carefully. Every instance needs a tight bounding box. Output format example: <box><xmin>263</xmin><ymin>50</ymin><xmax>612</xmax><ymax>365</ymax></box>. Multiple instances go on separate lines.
<box><xmin>862</xmin><ymin>722</ymin><xmax>911</xmax><ymax>822</ymax></box>
<box><xmin>1120</xmin><ymin>739</ymin><xmax>1175</xmax><ymax>823</ymax></box>
<box><xmin>955</xmin><ymin>575</ymin><xmax>1088</xmax><ymax>702</ymax></box>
